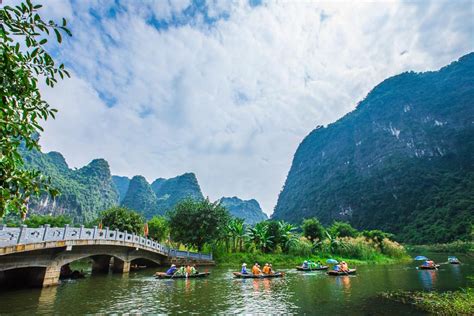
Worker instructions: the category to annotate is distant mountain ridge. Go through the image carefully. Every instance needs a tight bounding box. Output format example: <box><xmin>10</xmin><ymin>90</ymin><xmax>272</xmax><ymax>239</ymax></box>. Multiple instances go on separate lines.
<box><xmin>273</xmin><ymin>53</ymin><xmax>474</xmax><ymax>243</ymax></box>
<box><xmin>22</xmin><ymin>149</ymin><xmax>119</xmax><ymax>223</ymax></box>
<box><xmin>219</xmin><ymin>196</ymin><xmax>268</xmax><ymax>225</ymax></box>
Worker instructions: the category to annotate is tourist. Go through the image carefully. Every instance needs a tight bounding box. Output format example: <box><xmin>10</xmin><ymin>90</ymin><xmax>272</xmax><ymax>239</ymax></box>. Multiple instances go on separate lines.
<box><xmin>241</xmin><ymin>263</ymin><xmax>248</xmax><ymax>274</ymax></box>
<box><xmin>262</xmin><ymin>263</ymin><xmax>270</xmax><ymax>274</ymax></box>
<box><xmin>340</xmin><ymin>261</ymin><xmax>349</xmax><ymax>272</ymax></box>
<box><xmin>333</xmin><ymin>264</ymin><xmax>341</xmax><ymax>272</ymax></box>
<box><xmin>268</xmin><ymin>264</ymin><xmax>274</xmax><ymax>274</ymax></box>
<box><xmin>302</xmin><ymin>260</ymin><xmax>309</xmax><ymax>269</ymax></box>
<box><xmin>166</xmin><ymin>264</ymin><xmax>177</xmax><ymax>275</ymax></box>
<box><xmin>252</xmin><ymin>263</ymin><xmax>262</xmax><ymax>275</ymax></box>
<box><xmin>191</xmin><ymin>264</ymin><xmax>198</xmax><ymax>274</ymax></box>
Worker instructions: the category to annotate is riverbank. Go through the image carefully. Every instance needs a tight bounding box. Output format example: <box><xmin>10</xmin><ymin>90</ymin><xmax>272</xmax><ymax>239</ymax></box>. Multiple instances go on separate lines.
<box><xmin>214</xmin><ymin>252</ymin><xmax>411</xmax><ymax>267</ymax></box>
<box><xmin>407</xmin><ymin>241</ymin><xmax>473</xmax><ymax>254</ymax></box>
<box><xmin>382</xmin><ymin>288</ymin><xmax>474</xmax><ymax>315</ymax></box>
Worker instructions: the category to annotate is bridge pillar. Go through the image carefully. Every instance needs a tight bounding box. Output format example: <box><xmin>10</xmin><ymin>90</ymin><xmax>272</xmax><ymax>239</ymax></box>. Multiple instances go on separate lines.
<box><xmin>91</xmin><ymin>255</ymin><xmax>111</xmax><ymax>273</ymax></box>
<box><xmin>42</xmin><ymin>265</ymin><xmax>61</xmax><ymax>287</ymax></box>
<box><xmin>112</xmin><ymin>258</ymin><xmax>130</xmax><ymax>273</ymax></box>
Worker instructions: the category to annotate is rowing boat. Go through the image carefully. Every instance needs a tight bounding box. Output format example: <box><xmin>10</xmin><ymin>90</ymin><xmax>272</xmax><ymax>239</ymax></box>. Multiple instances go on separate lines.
<box><xmin>418</xmin><ymin>265</ymin><xmax>440</xmax><ymax>270</ymax></box>
<box><xmin>296</xmin><ymin>266</ymin><xmax>328</xmax><ymax>271</ymax></box>
<box><xmin>233</xmin><ymin>272</ymin><xmax>284</xmax><ymax>278</ymax></box>
<box><xmin>327</xmin><ymin>269</ymin><xmax>356</xmax><ymax>276</ymax></box>
<box><xmin>155</xmin><ymin>272</ymin><xmax>210</xmax><ymax>279</ymax></box>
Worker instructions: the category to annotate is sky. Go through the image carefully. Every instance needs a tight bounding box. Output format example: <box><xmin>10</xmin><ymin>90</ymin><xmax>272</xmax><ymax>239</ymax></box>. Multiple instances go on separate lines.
<box><xmin>21</xmin><ymin>0</ymin><xmax>474</xmax><ymax>215</ymax></box>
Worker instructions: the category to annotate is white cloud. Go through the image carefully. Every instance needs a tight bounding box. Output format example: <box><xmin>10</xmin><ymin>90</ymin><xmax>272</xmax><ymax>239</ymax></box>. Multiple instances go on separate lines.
<box><xmin>37</xmin><ymin>0</ymin><xmax>474</xmax><ymax>215</ymax></box>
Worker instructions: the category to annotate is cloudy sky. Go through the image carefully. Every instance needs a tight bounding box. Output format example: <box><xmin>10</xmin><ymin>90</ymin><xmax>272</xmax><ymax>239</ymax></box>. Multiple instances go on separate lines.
<box><xmin>30</xmin><ymin>0</ymin><xmax>473</xmax><ymax>215</ymax></box>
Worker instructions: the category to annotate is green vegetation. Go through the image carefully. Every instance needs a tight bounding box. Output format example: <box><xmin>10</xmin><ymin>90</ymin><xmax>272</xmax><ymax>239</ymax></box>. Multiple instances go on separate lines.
<box><xmin>273</xmin><ymin>53</ymin><xmax>474</xmax><ymax>244</ymax></box>
<box><xmin>407</xmin><ymin>241</ymin><xmax>473</xmax><ymax>254</ymax></box>
<box><xmin>302</xmin><ymin>218</ymin><xmax>325</xmax><ymax>242</ymax></box>
<box><xmin>382</xmin><ymin>288</ymin><xmax>474</xmax><ymax>315</ymax></box>
<box><xmin>21</xmin><ymin>151</ymin><xmax>119</xmax><ymax>223</ymax></box>
<box><xmin>151</xmin><ymin>173</ymin><xmax>204</xmax><ymax>214</ymax></box>
<box><xmin>212</xmin><ymin>218</ymin><xmax>409</xmax><ymax>264</ymax></box>
<box><xmin>121</xmin><ymin>175</ymin><xmax>158</xmax><ymax>219</ymax></box>
<box><xmin>24</xmin><ymin>214</ymin><xmax>72</xmax><ymax>228</ymax></box>
<box><xmin>98</xmin><ymin>206</ymin><xmax>144</xmax><ymax>235</ymax></box>
<box><xmin>168</xmin><ymin>198</ymin><xmax>230</xmax><ymax>251</ymax></box>
<box><xmin>148</xmin><ymin>216</ymin><xmax>169</xmax><ymax>242</ymax></box>
<box><xmin>0</xmin><ymin>1</ymin><xmax>70</xmax><ymax>217</ymax></box>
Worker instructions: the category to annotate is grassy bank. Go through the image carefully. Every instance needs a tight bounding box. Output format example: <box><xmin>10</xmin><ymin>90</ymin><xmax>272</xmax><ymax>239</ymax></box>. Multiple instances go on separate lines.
<box><xmin>214</xmin><ymin>252</ymin><xmax>410</xmax><ymax>267</ymax></box>
<box><xmin>382</xmin><ymin>288</ymin><xmax>474</xmax><ymax>315</ymax></box>
<box><xmin>407</xmin><ymin>241</ymin><xmax>473</xmax><ymax>254</ymax></box>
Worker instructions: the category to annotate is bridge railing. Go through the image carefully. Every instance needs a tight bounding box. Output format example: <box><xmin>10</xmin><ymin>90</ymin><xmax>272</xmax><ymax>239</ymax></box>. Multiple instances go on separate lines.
<box><xmin>0</xmin><ymin>224</ymin><xmax>212</xmax><ymax>261</ymax></box>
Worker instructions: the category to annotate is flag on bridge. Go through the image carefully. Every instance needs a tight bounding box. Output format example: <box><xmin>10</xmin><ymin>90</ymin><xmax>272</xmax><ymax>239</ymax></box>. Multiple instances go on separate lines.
<box><xmin>144</xmin><ymin>223</ymin><xmax>149</xmax><ymax>237</ymax></box>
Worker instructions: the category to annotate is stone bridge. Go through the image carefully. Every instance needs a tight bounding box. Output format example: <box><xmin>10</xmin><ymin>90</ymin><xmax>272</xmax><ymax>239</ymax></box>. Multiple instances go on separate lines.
<box><xmin>0</xmin><ymin>224</ymin><xmax>213</xmax><ymax>288</ymax></box>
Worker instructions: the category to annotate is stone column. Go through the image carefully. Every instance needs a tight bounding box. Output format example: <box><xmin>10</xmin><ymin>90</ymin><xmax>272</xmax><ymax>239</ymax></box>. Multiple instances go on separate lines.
<box><xmin>112</xmin><ymin>258</ymin><xmax>131</xmax><ymax>273</ymax></box>
<box><xmin>91</xmin><ymin>255</ymin><xmax>111</xmax><ymax>273</ymax></box>
<box><xmin>42</xmin><ymin>265</ymin><xmax>61</xmax><ymax>287</ymax></box>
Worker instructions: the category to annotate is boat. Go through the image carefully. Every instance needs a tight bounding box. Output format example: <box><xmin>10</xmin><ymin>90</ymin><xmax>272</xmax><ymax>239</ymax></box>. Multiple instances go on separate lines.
<box><xmin>327</xmin><ymin>269</ymin><xmax>357</xmax><ymax>276</ymax></box>
<box><xmin>418</xmin><ymin>265</ymin><xmax>440</xmax><ymax>270</ymax></box>
<box><xmin>154</xmin><ymin>272</ymin><xmax>210</xmax><ymax>279</ymax></box>
<box><xmin>233</xmin><ymin>272</ymin><xmax>285</xmax><ymax>278</ymax></box>
<box><xmin>448</xmin><ymin>256</ymin><xmax>460</xmax><ymax>264</ymax></box>
<box><xmin>296</xmin><ymin>266</ymin><xmax>328</xmax><ymax>271</ymax></box>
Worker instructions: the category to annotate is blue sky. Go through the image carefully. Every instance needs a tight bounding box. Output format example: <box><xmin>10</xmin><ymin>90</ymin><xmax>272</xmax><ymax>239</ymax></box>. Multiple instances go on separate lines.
<box><xmin>24</xmin><ymin>0</ymin><xmax>474</xmax><ymax>214</ymax></box>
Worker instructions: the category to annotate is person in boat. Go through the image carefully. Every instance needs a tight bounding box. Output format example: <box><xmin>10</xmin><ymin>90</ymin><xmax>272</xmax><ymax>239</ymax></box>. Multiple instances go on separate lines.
<box><xmin>262</xmin><ymin>263</ymin><xmax>270</xmax><ymax>274</ymax></box>
<box><xmin>268</xmin><ymin>264</ymin><xmax>274</xmax><ymax>275</ymax></box>
<box><xmin>166</xmin><ymin>264</ymin><xmax>177</xmax><ymax>275</ymax></box>
<box><xmin>302</xmin><ymin>260</ymin><xmax>309</xmax><ymax>269</ymax></box>
<box><xmin>340</xmin><ymin>261</ymin><xmax>349</xmax><ymax>272</ymax></box>
<box><xmin>191</xmin><ymin>264</ymin><xmax>198</xmax><ymax>274</ymax></box>
<box><xmin>241</xmin><ymin>263</ymin><xmax>248</xmax><ymax>274</ymax></box>
<box><xmin>316</xmin><ymin>261</ymin><xmax>323</xmax><ymax>268</ymax></box>
<box><xmin>333</xmin><ymin>264</ymin><xmax>341</xmax><ymax>271</ymax></box>
<box><xmin>252</xmin><ymin>263</ymin><xmax>262</xmax><ymax>275</ymax></box>
<box><xmin>176</xmin><ymin>266</ymin><xmax>186</xmax><ymax>276</ymax></box>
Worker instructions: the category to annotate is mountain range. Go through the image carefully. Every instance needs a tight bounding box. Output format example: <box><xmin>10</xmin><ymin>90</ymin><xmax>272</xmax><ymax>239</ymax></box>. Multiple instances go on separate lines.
<box><xmin>21</xmin><ymin>149</ymin><xmax>267</xmax><ymax>223</ymax></box>
<box><xmin>273</xmin><ymin>53</ymin><xmax>474</xmax><ymax>243</ymax></box>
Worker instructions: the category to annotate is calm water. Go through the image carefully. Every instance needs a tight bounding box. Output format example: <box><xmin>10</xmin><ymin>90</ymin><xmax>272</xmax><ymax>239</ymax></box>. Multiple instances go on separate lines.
<box><xmin>0</xmin><ymin>253</ymin><xmax>472</xmax><ymax>315</ymax></box>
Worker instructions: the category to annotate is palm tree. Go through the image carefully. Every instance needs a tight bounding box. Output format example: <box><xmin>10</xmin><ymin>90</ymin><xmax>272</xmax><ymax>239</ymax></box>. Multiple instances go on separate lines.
<box><xmin>278</xmin><ymin>221</ymin><xmax>298</xmax><ymax>251</ymax></box>
<box><xmin>226</xmin><ymin>218</ymin><xmax>246</xmax><ymax>252</ymax></box>
<box><xmin>248</xmin><ymin>221</ymin><xmax>273</xmax><ymax>252</ymax></box>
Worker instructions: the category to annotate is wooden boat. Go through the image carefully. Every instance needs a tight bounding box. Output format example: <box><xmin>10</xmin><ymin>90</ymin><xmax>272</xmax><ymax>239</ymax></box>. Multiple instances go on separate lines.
<box><xmin>233</xmin><ymin>272</ymin><xmax>285</xmax><ymax>279</ymax></box>
<box><xmin>327</xmin><ymin>269</ymin><xmax>356</xmax><ymax>276</ymax></box>
<box><xmin>296</xmin><ymin>266</ymin><xmax>328</xmax><ymax>271</ymax></box>
<box><xmin>155</xmin><ymin>272</ymin><xmax>210</xmax><ymax>279</ymax></box>
<box><xmin>418</xmin><ymin>265</ymin><xmax>440</xmax><ymax>270</ymax></box>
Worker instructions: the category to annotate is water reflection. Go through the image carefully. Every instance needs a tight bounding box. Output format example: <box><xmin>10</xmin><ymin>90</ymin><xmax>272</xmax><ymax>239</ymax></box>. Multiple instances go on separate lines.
<box><xmin>418</xmin><ymin>269</ymin><xmax>438</xmax><ymax>290</ymax></box>
<box><xmin>1</xmin><ymin>261</ymin><xmax>472</xmax><ymax>315</ymax></box>
<box><xmin>36</xmin><ymin>286</ymin><xmax>58</xmax><ymax>315</ymax></box>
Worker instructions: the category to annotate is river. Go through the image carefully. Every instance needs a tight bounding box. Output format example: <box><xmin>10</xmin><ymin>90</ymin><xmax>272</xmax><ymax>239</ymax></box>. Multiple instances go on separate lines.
<box><xmin>0</xmin><ymin>253</ymin><xmax>472</xmax><ymax>315</ymax></box>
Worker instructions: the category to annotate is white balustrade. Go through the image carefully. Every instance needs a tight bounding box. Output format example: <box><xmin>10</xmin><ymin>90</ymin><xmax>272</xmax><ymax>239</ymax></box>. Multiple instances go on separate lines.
<box><xmin>0</xmin><ymin>224</ymin><xmax>212</xmax><ymax>260</ymax></box>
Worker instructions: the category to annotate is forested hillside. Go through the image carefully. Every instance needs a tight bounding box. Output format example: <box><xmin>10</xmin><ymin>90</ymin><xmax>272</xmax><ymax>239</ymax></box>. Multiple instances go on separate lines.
<box><xmin>220</xmin><ymin>196</ymin><xmax>268</xmax><ymax>225</ymax></box>
<box><xmin>22</xmin><ymin>149</ymin><xmax>119</xmax><ymax>223</ymax></box>
<box><xmin>273</xmin><ymin>53</ymin><xmax>474</xmax><ymax>243</ymax></box>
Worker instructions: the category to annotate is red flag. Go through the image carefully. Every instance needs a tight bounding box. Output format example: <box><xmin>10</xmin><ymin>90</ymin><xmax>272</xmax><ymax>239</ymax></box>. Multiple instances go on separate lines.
<box><xmin>144</xmin><ymin>223</ymin><xmax>149</xmax><ymax>237</ymax></box>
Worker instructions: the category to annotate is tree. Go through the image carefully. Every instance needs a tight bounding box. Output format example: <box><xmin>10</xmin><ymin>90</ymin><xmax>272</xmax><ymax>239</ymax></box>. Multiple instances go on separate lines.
<box><xmin>247</xmin><ymin>221</ymin><xmax>273</xmax><ymax>252</ymax></box>
<box><xmin>302</xmin><ymin>218</ymin><xmax>326</xmax><ymax>242</ymax></box>
<box><xmin>168</xmin><ymin>198</ymin><xmax>230</xmax><ymax>251</ymax></box>
<box><xmin>99</xmin><ymin>207</ymin><xmax>144</xmax><ymax>235</ymax></box>
<box><xmin>0</xmin><ymin>1</ymin><xmax>71</xmax><ymax>218</ymax></box>
<box><xmin>24</xmin><ymin>214</ymin><xmax>71</xmax><ymax>227</ymax></box>
<box><xmin>226</xmin><ymin>217</ymin><xmax>246</xmax><ymax>252</ymax></box>
<box><xmin>329</xmin><ymin>221</ymin><xmax>358</xmax><ymax>238</ymax></box>
<box><xmin>148</xmin><ymin>216</ymin><xmax>169</xmax><ymax>242</ymax></box>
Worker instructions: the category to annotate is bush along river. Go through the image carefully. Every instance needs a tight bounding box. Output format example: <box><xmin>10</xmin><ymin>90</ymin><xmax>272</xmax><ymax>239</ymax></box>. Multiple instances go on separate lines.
<box><xmin>0</xmin><ymin>253</ymin><xmax>472</xmax><ymax>315</ymax></box>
